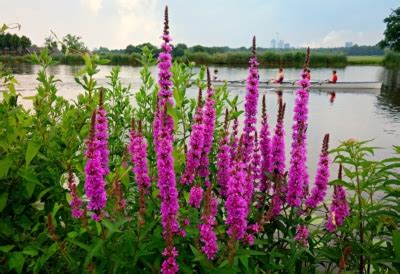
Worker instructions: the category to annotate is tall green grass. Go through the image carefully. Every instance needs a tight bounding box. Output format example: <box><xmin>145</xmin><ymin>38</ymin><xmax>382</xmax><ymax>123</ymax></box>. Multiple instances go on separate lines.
<box><xmin>383</xmin><ymin>52</ymin><xmax>400</xmax><ymax>67</ymax></box>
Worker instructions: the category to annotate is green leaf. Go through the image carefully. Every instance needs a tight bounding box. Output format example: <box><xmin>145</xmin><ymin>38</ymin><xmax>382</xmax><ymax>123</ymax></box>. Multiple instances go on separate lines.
<box><xmin>18</xmin><ymin>167</ymin><xmax>43</xmax><ymax>199</ymax></box>
<box><xmin>33</xmin><ymin>243</ymin><xmax>57</xmax><ymax>274</ymax></box>
<box><xmin>393</xmin><ymin>230</ymin><xmax>400</xmax><ymax>260</ymax></box>
<box><xmin>0</xmin><ymin>192</ymin><xmax>8</xmax><ymax>212</ymax></box>
<box><xmin>167</xmin><ymin>103</ymin><xmax>179</xmax><ymax>131</ymax></box>
<box><xmin>102</xmin><ymin>219</ymin><xmax>121</xmax><ymax>233</ymax></box>
<box><xmin>25</xmin><ymin>140</ymin><xmax>41</xmax><ymax>166</ymax></box>
<box><xmin>23</xmin><ymin>246</ymin><xmax>38</xmax><ymax>257</ymax></box>
<box><xmin>0</xmin><ymin>157</ymin><xmax>13</xmax><ymax>178</ymax></box>
<box><xmin>0</xmin><ymin>245</ymin><xmax>14</xmax><ymax>252</ymax></box>
<box><xmin>9</xmin><ymin>252</ymin><xmax>25</xmax><ymax>274</ymax></box>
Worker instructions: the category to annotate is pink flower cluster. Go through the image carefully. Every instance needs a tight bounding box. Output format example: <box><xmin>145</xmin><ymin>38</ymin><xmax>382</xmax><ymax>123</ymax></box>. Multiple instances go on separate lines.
<box><xmin>84</xmin><ymin>106</ymin><xmax>109</xmax><ymax>221</ymax></box>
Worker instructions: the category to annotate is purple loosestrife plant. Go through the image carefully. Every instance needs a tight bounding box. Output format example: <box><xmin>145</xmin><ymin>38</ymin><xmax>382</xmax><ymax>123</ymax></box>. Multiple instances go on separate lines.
<box><xmin>198</xmin><ymin>68</ymin><xmax>216</xmax><ymax>178</ymax></box>
<box><xmin>181</xmin><ymin>88</ymin><xmax>204</xmax><ymax>185</ymax></box>
<box><xmin>84</xmin><ymin>110</ymin><xmax>107</xmax><ymax>221</ymax></box>
<box><xmin>217</xmin><ymin>110</ymin><xmax>231</xmax><ymax>198</ymax></box>
<box><xmin>230</xmin><ymin>113</ymin><xmax>239</xmax><ymax>160</ymax></box>
<box><xmin>199</xmin><ymin>185</ymin><xmax>219</xmax><ymax>260</ymax></box>
<box><xmin>96</xmin><ymin>88</ymin><xmax>110</xmax><ymax>177</ymax></box>
<box><xmin>154</xmin><ymin>7</ymin><xmax>180</xmax><ymax>273</ymax></box>
<box><xmin>287</xmin><ymin>70</ymin><xmax>310</xmax><ymax>207</ymax></box>
<box><xmin>271</xmin><ymin>98</ymin><xmax>286</xmax><ymax>175</ymax></box>
<box><xmin>129</xmin><ymin>120</ymin><xmax>151</xmax><ymax>223</ymax></box>
<box><xmin>306</xmin><ymin>134</ymin><xmax>330</xmax><ymax>208</ymax></box>
<box><xmin>189</xmin><ymin>186</ymin><xmax>204</xmax><ymax>209</ymax></box>
<box><xmin>68</xmin><ymin>170</ymin><xmax>84</xmax><ymax>219</ymax></box>
<box><xmin>243</xmin><ymin>36</ymin><xmax>260</xmax><ymax>163</ymax></box>
<box><xmin>225</xmin><ymin>140</ymin><xmax>249</xmax><ymax>242</ymax></box>
<box><xmin>326</xmin><ymin>164</ymin><xmax>349</xmax><ymax>232</ymax></box>
<box><xmin>294</xmin><ymin>224</ymin><xmax>309</xmax><ymax>247</ymax></box>
<box><xmin>259</xmin><ymin>95</ymin><xmax>272</xmax><ymax>192</ymax></box>
<box><xmin>270</xmin><ymin>99</ymin><xmax>286</xmax><ymax>216</ymax></box>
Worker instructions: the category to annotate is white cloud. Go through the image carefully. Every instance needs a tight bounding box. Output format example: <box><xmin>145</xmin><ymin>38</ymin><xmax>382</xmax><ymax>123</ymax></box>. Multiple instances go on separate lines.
<box><xmin>302</xmin><ymin>30</ymin><xmax>381</xmax><ymax>48</ymax></box>
<box><xmin>80</xmin><ymin>0</ymin><xmax>103</xmax><ymax>14</ymax></box>
<box><xmin>112</xmin><ymin>0</ymin><xmax>161</xmax><ymax>48</ymax></box>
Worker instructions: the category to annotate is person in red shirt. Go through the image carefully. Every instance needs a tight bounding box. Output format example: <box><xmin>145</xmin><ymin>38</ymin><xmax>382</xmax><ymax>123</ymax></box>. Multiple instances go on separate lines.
<box><xmin>306</xmin><ymin>69</ymin><xmax>311</xmax><ymax>81</ymax></box>
<box><xmin>329</xmin><ymin>70</ymin><xmax>338</xmax><ymax>83</ymax></box>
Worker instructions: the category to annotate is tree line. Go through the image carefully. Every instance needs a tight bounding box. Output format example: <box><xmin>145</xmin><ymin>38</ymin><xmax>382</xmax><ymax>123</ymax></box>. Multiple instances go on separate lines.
<box><xmin>0</xmin><ymin>33</ymin><xmax>31</xmax><ymax>54</ymax></box>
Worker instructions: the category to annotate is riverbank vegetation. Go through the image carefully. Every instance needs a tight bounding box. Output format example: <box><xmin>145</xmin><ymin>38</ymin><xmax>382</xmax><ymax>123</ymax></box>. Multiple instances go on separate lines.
<box><xmin>1</xmin><ymin>7</ymin><xmax>400</xmax><ymax>272</ymax></box>
<box><xmin>383</xmin><ymin>51</ymin><xmax>400</xmax><ymax>67</ymax></box>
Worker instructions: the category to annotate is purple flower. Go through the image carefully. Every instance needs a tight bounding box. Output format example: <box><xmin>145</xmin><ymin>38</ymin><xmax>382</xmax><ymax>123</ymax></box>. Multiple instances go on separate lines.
<box><xmin>225</xmin><ymin>159</ymin><xmax>248</xmax><ymax>240</ymax></box>
<box><xmin>198</xmin><ymin>68</ymin><xmax>216</xmax><ymax>178</ymax></box>
<box><xmin>294</xmin><ymin>224</ymin><xmax>309</xmax><ymax>247</ymax></box>
<box><xmin>95</xmin><ymin>89</ymin><xmax>110</xmax><ymax>177</ymax></box>
<box><xmin>326</xmin><ymin>165</ymin><xmax>349</xmax><ymax>232</ymax></box>
<box><xmin>129</xmin><ymin>120</ymin><xmax>151</xmax><ymax>222</ymax></box>
<box><xmin>129</xmin><ymin>120</ymin><xmax>151</xmax><ymax>191</ymax></box>
<box><xmin>68</xmin><ymin>170</ymin><xmax>84</xmax><ymax>219</ymax></box>
<box><xmin>84</xmin><ymin>110</ymin><xmax>107</xmax><ymax>220</ymax></box>
<box><xmin>306</xmin><ymin>134</ymin><xmax>330</xmax><ymax>208</ymax></box>
<box><xmin>199</xmin><ymin>186</ymin><xmax>218</xmax><ymax>260</ymax></box>
<box><xmin>161</xmin><ymin>247</ymin><xmax>179</xmax><ymax>274</ymax></box>
<box><xmin>271</xmin><ymin>99</ymin><xmax>286</xmax><ymax>175</ymax></box>
<box><xmin>217</xmin><ymin>111</ymin><xmax>231</xmax><ymax>198</ymax></box>
<box><xmin>154</xmin><ymin>7</ymin><xmax>179</xmax><ymax>273</ymax></box>
<box><xmin>243</xmin><ymin>36</ymin><xmax>260</xmax><ymax>163</ymax></box>
<box><xmin>189</xmin><ymin>186</ymin><xmax>204</xmax><ymax>208</ymax></box>
<box><xmin>181</xmin><ymin>89</ymin><xmax>204</xmax><ymax>185</ymax></box>
<box><xmin>269</xmin><ymin>100</ymin><xmax>286</xmax><ymax>216</ymax></box>
<box><xmin>252</xmin><ymin>131</ymin><xmax>261</xmax><ymax>186</ymax></box>
<box><xmin>259</xmin><ymin>95</ymin><xmax>272</xmax><ymax>192</ymax></box>
<box><xmin>287</xmin><ymin>79</ymin><xmax>310</xmax><ymax>207</ymax></box>
<box><xmin>230</xmin><ymin>115</ymin><xmax>239</xmax><ymax>160</ymax></box>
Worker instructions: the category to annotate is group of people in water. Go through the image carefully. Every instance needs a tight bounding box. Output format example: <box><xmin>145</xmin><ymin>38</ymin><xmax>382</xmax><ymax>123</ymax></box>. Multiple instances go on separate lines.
<box><xmin>213</xmin><ymin>68</ymin><xmax>338</xmax><ymax>84</ymax></box>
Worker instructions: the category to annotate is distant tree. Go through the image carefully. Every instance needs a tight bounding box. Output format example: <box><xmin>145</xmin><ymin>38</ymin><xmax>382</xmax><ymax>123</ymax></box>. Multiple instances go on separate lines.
<box><xmin>379</xmin><ymin>7</ymin><xmax>400</xmax><ymax>52</ymax></box>
<box><xmin>44</xmin><ymin>36</ymin><xmax>58</xmax><ymax>53</ymax></box>
<box><xmin>125</xmin><ymin>44</ymin><xmax>138</xmax><ymax>54</ymax></box>
<box><xmin>10</xmin><ymin>34</ymin><xmax>20</xmax><ymax>52</ymax></box>
<box><xmin>172</xmin><ymin>43</ymin><xmax>187</xmax><ymax>58</ymax></box>
<box><xmin>191</xmin><ymin>45</ymin><xmax>206</xmax><ymax>52</ymax></box>
<box><xmin>61</xmin><ymin>34</ymin><xmax>87</xmax><ymax>53</ymax></box>
<box><xmin>97</xmin><ymin>46</ymin><xmax>110</xmax><ymax>52</ymax></box>
<box><xmin>19</xmin><ymin>35</ymin><xmax>31</xmax><ymax>53</ymax></box>
<box><xmin>2</xmin><ymin>33</ymin><xmax>12</xmax><ymax>53</ymax></box>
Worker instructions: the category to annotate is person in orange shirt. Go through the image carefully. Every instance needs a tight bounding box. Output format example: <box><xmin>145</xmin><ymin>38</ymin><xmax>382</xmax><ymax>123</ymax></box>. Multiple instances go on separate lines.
<box><xmin>329</xmin><ymin>70</ymin><xmax>338</xmax><ymax>83</ymax></box>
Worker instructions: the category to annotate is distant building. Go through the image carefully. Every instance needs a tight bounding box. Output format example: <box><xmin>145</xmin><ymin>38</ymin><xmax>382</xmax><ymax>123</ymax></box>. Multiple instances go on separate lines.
<box><xmin>270</xmin><ymin>39</ymin><xmax>276</xmax><ymax>49</ymax></box>
<box><xmin>345</xmin><ymin>42</ymin><xmax>353</xmax><ymax>48</ymax></box>
<box><xmin>284</xmin><ymin>43</ymin><xmax>290</xmax><ymax>49</ymax></box>
<box><xmin>277</xmin><ymin>40</ymin><xmax>284</xmax><ymax>49</ymax></box>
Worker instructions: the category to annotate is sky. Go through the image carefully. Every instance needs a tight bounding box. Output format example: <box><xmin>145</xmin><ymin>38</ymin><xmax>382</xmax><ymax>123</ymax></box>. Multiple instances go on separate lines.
<box><xmin>0</xmin><ymin>0</ymin><xmax>398</xmax><ymax>50</ymax></box>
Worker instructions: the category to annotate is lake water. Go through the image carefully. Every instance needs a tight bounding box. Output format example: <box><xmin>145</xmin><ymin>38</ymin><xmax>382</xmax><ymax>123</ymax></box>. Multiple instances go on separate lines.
<box><xmin>2</xmin><ymin>64</ymin><xmax>400</xmax><ymax>180</ymax></box>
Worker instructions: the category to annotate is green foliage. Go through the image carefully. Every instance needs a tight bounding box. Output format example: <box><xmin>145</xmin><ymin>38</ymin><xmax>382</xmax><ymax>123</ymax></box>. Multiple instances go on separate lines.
<box><xmin>379</xmin><ymin>6</ymin><xmax>400</xmax><ymax>52</ymax></box>
<box><xmin>383</xmin><ymin>51</ymin><xmax>400</xmax><ymax>68</ymax></box>
<box><xmin>0</xmin><ymin>48</ymin><xmax>399</xmax><ymax>273</ymax></box>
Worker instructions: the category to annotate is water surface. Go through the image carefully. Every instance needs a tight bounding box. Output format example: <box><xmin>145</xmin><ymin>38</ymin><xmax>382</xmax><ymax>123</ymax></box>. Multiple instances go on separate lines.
<box><xmin>2</xmin><ymin>64</ymin><xmax>400</xmax><ymax>179</ymax></box>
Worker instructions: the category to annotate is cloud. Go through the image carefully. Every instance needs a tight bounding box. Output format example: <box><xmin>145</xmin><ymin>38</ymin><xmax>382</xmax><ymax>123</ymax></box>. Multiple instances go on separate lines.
<box><xmin>302</xmin><ymin>30</ymin><xmax>381</xmax><ymax>48</ymax></box>
<box><xmin>80</xmin><ymin>0</ymin><xmax>103</xmax><ymax>14</ymax></box>
<box><xmin>112</xmin><ymin>0</ymin><xmax>161</xmax><ymax>48</ymax></box>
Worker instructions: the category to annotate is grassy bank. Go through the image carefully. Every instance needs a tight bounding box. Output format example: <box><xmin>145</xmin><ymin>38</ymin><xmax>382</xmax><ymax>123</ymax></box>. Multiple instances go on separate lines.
<box><xmin>181</xmin><ymin>51</ymin><xmax>347</xmax><ymax>67</ymax></box>
<box><xmin>347</xmin><ymin>55</ymin><xmax>384</xmax><ymax>65</ymax></box>
<box><xmin>1</xmin><ymin>51</ymin><xmax>347</xmax><ymax>67</ymax></box>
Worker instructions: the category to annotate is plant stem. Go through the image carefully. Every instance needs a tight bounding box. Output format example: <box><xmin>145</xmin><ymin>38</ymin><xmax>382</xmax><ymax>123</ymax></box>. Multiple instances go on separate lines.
<box><xmin>355</xmin><ymin>165</ymin><xmax>364</xmax><ymax>274</ymax></box>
